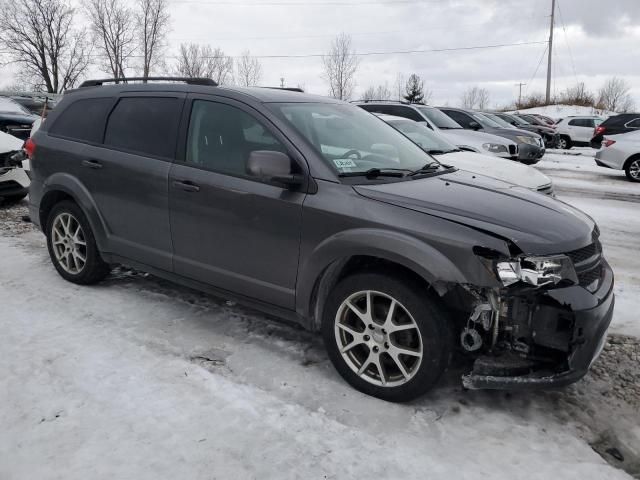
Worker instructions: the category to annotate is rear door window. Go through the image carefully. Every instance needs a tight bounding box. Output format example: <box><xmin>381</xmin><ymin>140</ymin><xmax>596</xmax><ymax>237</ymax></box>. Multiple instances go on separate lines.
<box><xmin>104</xmin><ymin>97</ymin><xmax>182</xmax><ymax>159</ymax></box>
<box><xmin>625</xmin><ymin>118</ymin><xmax>640</xmax><ymax>128</ymax></box>
<box><xmin>442</xmin><ymin>110</ymin><xmax>474</xmax><ymax>129</ymax></box>
<box><xmin>49</xmin><ymin>98</ymin><xmax>113</xmax><ymax>143</ymax></box>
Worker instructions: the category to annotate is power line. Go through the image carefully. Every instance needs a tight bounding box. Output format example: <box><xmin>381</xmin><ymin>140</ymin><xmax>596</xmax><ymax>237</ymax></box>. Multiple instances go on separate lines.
<box><xmin>556</xmin><ymin>0</ymin><xmax>579</xmax><ymax>85</ymax></box>
<box><xmin>524</xmin><ymin>42</ymin><xmax>549</xmax><ymax>97</ymax></box>
<box><xmin>170</xmin><ymin>0</ymin><xmax>437</xmax><ymax>5</ymax></box>
<box><xmin>211</xmin><ymin>40</ymin><xmax>547</xmax><ymax>59</ymax></box>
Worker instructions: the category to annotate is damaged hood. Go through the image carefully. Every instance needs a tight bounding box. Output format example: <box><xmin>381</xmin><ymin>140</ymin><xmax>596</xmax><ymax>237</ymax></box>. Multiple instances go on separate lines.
<box><xmin>354</xmin><ymin>169</ymin><xmax>595</xmax><ymax>254</ymax></box>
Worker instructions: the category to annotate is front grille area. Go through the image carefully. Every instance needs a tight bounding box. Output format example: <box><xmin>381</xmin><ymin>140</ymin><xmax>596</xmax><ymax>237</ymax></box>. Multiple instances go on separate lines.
<box><xmin>578</xmin><ymin>264</ymin><xmax>603</xmax><ymax>288</ymax></box>
<box><xmin>566</xmin><ymin>240</ymin><xmax>602</xmax><ymax>265</ymax></box>
<box><xmin>566</xmin><ymin>239</ymin><xmax>604</xmax><ymax>291</ymax></box>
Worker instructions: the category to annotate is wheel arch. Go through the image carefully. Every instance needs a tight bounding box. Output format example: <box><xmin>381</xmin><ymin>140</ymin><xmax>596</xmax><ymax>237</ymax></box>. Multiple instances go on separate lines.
<box><xmin>39</xmin><ymin>173</ymin><xmax>109</xmax><ymax>251</ymax></box>
<box><xmin>623</xmin><ymin>152</ymin><xmax>640</xmax><ymax>169</ymax></box>
<box><xmin>296</xmin><ymin>228</ymin><xmax>468</xmax><ymax>331</ymax></box>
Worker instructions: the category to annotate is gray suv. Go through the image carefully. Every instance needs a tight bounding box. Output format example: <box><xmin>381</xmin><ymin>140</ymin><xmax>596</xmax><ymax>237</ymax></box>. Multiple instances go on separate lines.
<box><xmin>27</xmin><ymin>78</ymin><xmax>614</xmax><ymax>402</ymax></box>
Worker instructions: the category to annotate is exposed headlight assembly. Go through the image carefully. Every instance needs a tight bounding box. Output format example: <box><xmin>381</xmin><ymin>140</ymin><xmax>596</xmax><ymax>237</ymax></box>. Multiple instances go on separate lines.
<box><xmin>482</xmin><ymin>143</ymin><xmax>508</xmax><ymax>153</ymax></box>
<box><xmin>495</xmin><ymin>255</ymin><xmax>578</xmax><ymax>287</ymax></box>
<box><xmin>515</xmin><ymin>135</ymin><xmax>539</xmax><ymax>146</ymax></box>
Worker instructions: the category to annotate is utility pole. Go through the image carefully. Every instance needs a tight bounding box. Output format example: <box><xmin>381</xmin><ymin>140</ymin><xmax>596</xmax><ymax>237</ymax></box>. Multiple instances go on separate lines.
<box><xmin>515</xmin><ymin>82</ymin><xmax>526</xmax><ymax>109</ymax></box>
<box><xmin>546</xmin><ymin>0</ymin><xmax>556</xmax><ymax>104</ymax></box>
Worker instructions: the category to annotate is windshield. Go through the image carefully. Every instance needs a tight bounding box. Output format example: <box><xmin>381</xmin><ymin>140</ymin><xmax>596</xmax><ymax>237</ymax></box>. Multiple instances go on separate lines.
<box><xmin>388</xmin><ymin>119</ymin><xmax>458</xmax><ymax>153</ymax></box>
<box><xmin>0</xmin><ymin>98</ymin><xmax>31</xmax><ymax>115</ymax></box>
<box><xmin>416</xmin><ymin>106</ymin><xmax>463</xmax><ymax>130</ymax></box>
<box><xmin>472</xmin><ymin>112</ymin><xmax>502</xmax><ymax>128</ymax></box>
<box><xmin>270</xmin><ymin>103</ymin><xmax>444</xmax><ymax>176</ymax></box>
<box><xmin>482</xmin><ymin>113</ymin><xmax>515</xmax><ymax>129</ymax></box>
<box><xmin>502</xmin><ymin>114</ymin><xmax>529</xmax><ymax>126</ymax></box>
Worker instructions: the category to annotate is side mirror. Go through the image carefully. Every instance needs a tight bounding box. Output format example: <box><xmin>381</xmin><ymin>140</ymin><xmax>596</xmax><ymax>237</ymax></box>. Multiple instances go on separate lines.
<box><xmin>469</xmin><ymin>121</ymin><xmax>481</xmax><ymax>130</ymax></box>
<box><xmin>247</xmin><ymin>150</ymin><xmax>303</xmax><ymax>188</ymax></box>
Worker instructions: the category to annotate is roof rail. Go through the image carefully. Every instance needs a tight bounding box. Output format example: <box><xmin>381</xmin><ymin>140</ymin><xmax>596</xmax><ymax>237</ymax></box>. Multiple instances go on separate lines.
<box><xmin>258</xmin><ymin>86</ymin><xmax>304</xmax><ymax>93</ymax></box>
<box><xmin>351</xmin><ymin>99</ymin><xmax>427</xmax><ymax>106</ymax></box>
<box><xmin>78</xmin><ymin>77</ymin><xmax>217</xmax><ymax>88</ymax></box>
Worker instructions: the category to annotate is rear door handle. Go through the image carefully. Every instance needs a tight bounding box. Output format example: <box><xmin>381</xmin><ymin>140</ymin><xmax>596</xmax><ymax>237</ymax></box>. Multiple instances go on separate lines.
<box><xmin>81</xmin><ymin>159</ymin><xmax>103</xmax><ymax>169</ymax></box>
<box><xmin>172</xmin><ymin>180</ymin><xmax>200</xmax><ymax>193</ymax></box>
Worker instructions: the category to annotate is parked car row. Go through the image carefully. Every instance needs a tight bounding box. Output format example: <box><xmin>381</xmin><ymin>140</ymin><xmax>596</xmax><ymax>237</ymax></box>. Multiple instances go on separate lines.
<box><xmin>22</xmin><ymin>77</ymin><xmax>614</xmax><ymax>402</ymax></box>
<box><xmin>357</xmin><ymin>101</ymin><xmax>546</xmax><ymax>164</ymax></box>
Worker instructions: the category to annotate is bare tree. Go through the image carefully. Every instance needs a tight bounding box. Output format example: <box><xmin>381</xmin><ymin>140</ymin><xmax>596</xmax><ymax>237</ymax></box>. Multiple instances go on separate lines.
<box><xmin>361</xmin><ymin>83</ymin><xmax>392</xmax><ymax>101</ymax></box>
<box><xmin>597</xmin><ymin>77</ymin><xmax>635</xmax><ymax>112</ymax></box>
<box><xmin>85</xmin><ymin>0</ymin><xmax>136</xmax><ymax>79</ymax></box>
<box><xmin>174</xmin><ymin>43</ymin><xmax>233</xmax><ymax>85</ymax></box>
<box><xmin>136</xmin><ymin>0</ymin><xmax>170</xmax><ymax>78</ymax></box>
<box><xmin>461</xmin><ymin>86</ymin><xmax>490</xmax><ymax>110</ymax></box>
<box><xmin>0</xmin><ymin>0</ymin><xmax>91</xmax><ymax>93</ymax></box>
<box><xmin>235</xmin><ymin>50</ymin><xmax>262</xmax><ymax>87</ymax></box>
<box><xmin>558</xmin><ymin>82</ymin><xmax>594</xmax><ymax>107</ymax></box>
<box><xmin>322</xmin><ymin>33</ymin><xmax>360</xmax><ymax>100</ymax></box>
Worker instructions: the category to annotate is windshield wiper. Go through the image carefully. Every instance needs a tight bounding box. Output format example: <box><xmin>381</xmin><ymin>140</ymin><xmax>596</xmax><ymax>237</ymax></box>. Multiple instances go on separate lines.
<box><xmin>408</xmin><ymin>161</ymin><xmax>442</xmax><ymax>176</ymax></box>
<box><xmin>338</xmin><ymin>168</ymin><xmax>410</xmax><ymax>179</ymax></box>
<box><xmin>425</xmin><ymin>149</ymin><xmax>447</xmax><ymax>155</ymax></box>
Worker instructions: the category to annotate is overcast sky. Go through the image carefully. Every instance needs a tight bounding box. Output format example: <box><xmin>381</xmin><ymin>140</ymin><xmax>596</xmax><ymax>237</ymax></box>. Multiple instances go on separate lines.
<box><xmin>2</xmin><ymin>0</ymin><xmax>639</xmax><ymax>108</ymax></box>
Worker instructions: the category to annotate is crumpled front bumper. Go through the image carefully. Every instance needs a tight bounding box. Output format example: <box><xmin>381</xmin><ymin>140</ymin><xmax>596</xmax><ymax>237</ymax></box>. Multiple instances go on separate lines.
<box><xmin>463</xmin><ymin>261</ymin><xmax>615</xmax><ymax>390</ymax></box>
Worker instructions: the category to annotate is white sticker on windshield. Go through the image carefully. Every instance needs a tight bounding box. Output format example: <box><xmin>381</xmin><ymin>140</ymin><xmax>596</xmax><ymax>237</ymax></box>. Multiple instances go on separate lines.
<box><xmin>333</xmin><ymin>158</ymin><xmax>358</xmax><ymax>169</ymax></box>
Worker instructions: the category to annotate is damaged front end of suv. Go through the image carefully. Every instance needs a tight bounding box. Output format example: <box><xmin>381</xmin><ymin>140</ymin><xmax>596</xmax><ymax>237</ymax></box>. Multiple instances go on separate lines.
<box><xmin>449</xmin><ymin>231</ymin><xmax>614</xmax><ymax>390</ymax></box>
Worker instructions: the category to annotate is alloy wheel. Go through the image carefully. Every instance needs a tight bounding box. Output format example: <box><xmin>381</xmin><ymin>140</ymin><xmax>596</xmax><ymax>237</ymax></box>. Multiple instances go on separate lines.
<box><xmin>558</xmin><ymin>138</ymin><xmax>567</xmax><ymax>149</ymax></box>
<box><xmin>334</xmin><ymin>290</ymin><xmax>423</xmax><ymax>387</ymax></box>
<box><xmin>51</xmin><ymin>212</ymin><xmax>87</xmax><ymax>274</ymax></box>
<box><xmin>629</xmin><ymin>159</ymin><xmax>640</xmax><ymax>179</ymax></box>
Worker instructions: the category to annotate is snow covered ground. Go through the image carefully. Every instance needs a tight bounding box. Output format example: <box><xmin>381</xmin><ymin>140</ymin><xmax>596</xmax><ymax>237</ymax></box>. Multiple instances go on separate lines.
<box><xmin>1</xmin><ymin>149</ymin><xmax>639</xmax><ymax>479</ymax></box>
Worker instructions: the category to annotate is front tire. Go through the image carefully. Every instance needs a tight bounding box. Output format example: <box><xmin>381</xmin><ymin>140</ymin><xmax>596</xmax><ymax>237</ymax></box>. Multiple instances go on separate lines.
<box><xmin>322</xmin><ymin>272</ymin><xmax>453</xmax><ymax>402</ymax></box>
<box><xmin>46</xmin><ymin>200</ymin><xmax>110</xmax><ymax>284</ymax></box>
<box><xmin>559</xmin><ymin>136</ymin><xmax>572</xmax><ymax>150</ymax></box>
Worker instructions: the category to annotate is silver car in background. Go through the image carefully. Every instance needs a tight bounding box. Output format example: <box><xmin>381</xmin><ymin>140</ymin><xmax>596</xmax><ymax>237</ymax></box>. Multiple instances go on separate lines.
<box><xmin>356</xmin><ymin>101</ymin><xmax>519</xmax><ymax>160</ymax></box>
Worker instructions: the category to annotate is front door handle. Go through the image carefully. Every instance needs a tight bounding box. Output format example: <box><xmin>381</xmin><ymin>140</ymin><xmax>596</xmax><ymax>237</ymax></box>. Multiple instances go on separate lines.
<box><xmin>81</xmin><ymin>159</ymin><xmax>103</xmax><ymax>169</ymax></box>
<box><xmin>172</xmin><ymin>180</ymin><xmax>200</xmax><ymax>193</ymax></box>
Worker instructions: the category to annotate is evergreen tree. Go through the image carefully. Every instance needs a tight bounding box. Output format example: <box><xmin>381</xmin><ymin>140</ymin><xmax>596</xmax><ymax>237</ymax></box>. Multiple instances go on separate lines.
<box><xmin>404</xmin><ymin>74</ymin><xmax>425</xmax><ymax>103</ymax></box>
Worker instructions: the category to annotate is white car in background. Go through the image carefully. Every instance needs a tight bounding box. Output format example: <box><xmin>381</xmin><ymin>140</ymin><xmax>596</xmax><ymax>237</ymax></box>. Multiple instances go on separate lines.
<box><xmin>0</xmin><ymin>130</ymin><xmax>30</xmax><ymax>203</ymax></box>
<box><xmin>595</xmin><ymin>130</ymin><xmax>640</xmax><ymax>182</ymax></box>
<box><xmin>554</xmin><ymin>116</ymin><xmax>604</xmax><ymax>149</ymax></box>
<box><xmin>378</xmin><ymin>114</ymin><xmax>554</xmax><ymax>195</ymax></box>
<box><xmin>357</xmin><ymin>102</ymin><xmax>520</xmax><ymax>160</ymax></box>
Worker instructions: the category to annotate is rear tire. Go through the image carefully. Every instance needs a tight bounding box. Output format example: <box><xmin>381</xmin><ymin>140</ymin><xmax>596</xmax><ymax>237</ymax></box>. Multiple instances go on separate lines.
<box><xmin>625</xmin><ymin>157</ymin><xmax>640</xmax><ymax>182</ymax></box>
<box><xmin>46</xmin><ymin>200</ymin><xmax>111</xmax><ymax>284</ymax></box>
<box><xmin>559</xmin><ymin>136</ymin><xmax>572</xmax><ymax>150</ymax></box>
<box><xmin>322</xmin><ymin>272</ymin><xmax>453</xmax><ymax>402</ymax></box>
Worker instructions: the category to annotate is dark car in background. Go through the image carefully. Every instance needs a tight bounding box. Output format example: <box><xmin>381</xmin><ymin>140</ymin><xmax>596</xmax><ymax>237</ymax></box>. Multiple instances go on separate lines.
<box><xmin>438</xmin><ymin>107</ymin><xmax>545</xmax><ymax>164</ymax></box>
<box><xmin>0</xmin><ymin>97</ymin><xmax>37</xmax><ymax>140</ymax></box>
<box><xmin>491</xmin><ymin>112</ymin><xmax>560</xmax><ymax>148</ymax></box>
<box><xmin>9</xmin><ymin>95</ymin><xmax>57</xmax><ymax>117</ymax></box>
<box><xmin>27</xmin><ymin>78</ymin><xmax>613</xmax><ymax>402</ymax></box>
<box><xmin>590</xmin><ymin>113</ymin><xmax>640</xmax><ymax>148</ymax></box>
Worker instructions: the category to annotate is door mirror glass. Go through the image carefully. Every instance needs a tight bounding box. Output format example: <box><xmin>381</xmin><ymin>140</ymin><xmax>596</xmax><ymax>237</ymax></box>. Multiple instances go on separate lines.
<box><xmin>247</xmin><ymin>150</ymin><xmax>303</xmax><ymax>188</ymax></box>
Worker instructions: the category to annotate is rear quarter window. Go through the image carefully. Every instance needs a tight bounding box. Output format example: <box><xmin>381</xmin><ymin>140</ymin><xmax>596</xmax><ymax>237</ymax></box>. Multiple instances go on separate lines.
<box><xmin>104</xmin><ymin>97</ymin><xmax>182</xmax><ymax>159</ymax></box>
<box><xmin>48</xmin><ymin>97</ymin><xmax>113</xmax><ymax>143</ymax></box>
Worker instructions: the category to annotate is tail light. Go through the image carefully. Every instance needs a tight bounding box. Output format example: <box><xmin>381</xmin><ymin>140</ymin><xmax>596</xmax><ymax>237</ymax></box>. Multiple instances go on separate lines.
<box><xmin>594</xmin><ymin>126</ymin><xmax>606</xmax><ymax>136</ymax></box>
<box><xmin>24</xmin><ymin>138</ymin><xmax>36</xmax><ymax>158</ymax></box>
<box><xmin>603</xmin><ymin>139</ymin><xmax>616</xmax><ymax>148</ymax></box>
